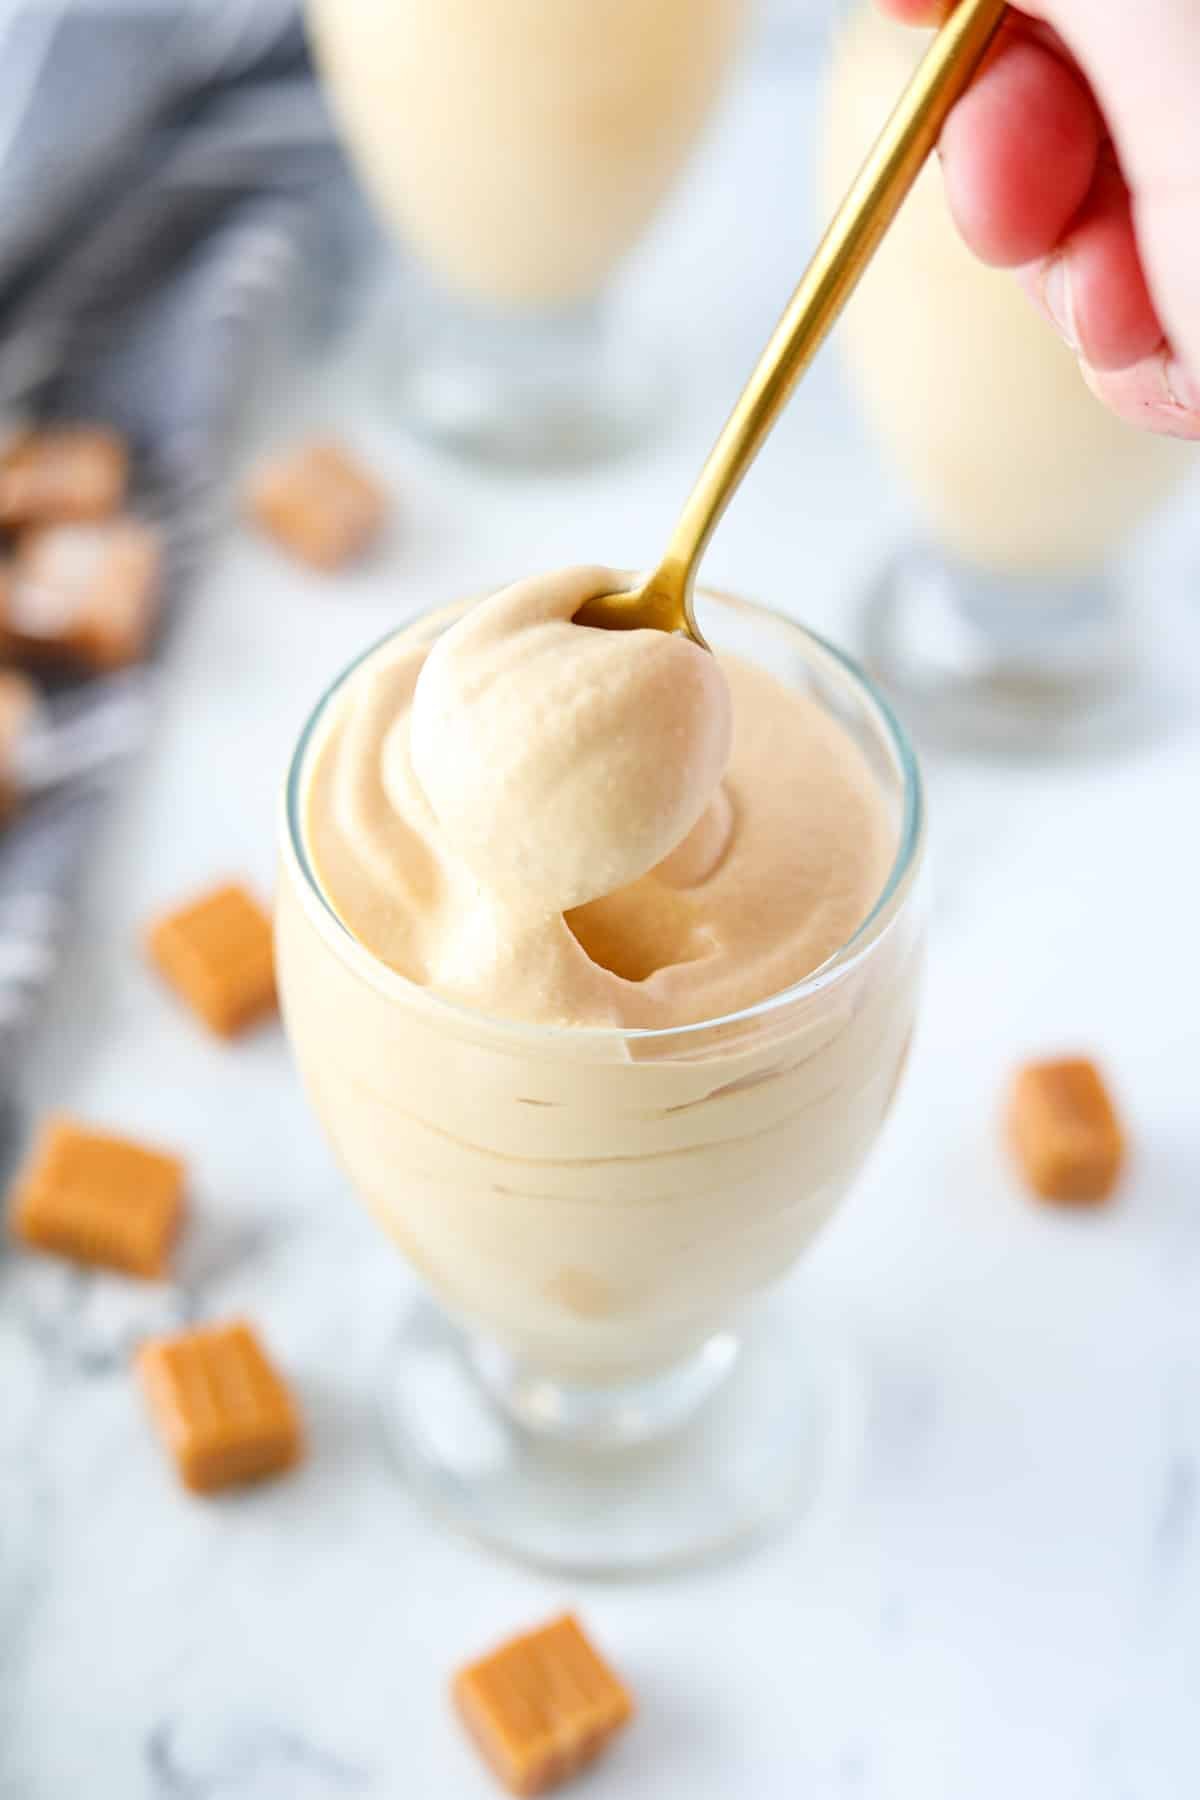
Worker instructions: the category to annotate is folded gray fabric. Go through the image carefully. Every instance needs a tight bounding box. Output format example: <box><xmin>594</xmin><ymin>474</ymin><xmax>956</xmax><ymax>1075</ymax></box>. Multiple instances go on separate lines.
<box><xmin>0</xmin><ymin>0</ymin><xmax>369</xmax><ymax>1071</ymax></box>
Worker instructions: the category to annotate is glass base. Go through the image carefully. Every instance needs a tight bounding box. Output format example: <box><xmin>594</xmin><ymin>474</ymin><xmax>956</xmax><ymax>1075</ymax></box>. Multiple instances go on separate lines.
<box><xmin>383</xmin><ymin>270</ymin><xmax>668</xmax><ymax>469</ymax></box>
<box><xmin>378</xmin><ymin>1292</ymin><xmax>861</xmax><ymax>1577</ymax></box>
<box><xmin>861</xmin><ymin>546</ymin><xmax>1157</xmax><ymax>756</ymax></box>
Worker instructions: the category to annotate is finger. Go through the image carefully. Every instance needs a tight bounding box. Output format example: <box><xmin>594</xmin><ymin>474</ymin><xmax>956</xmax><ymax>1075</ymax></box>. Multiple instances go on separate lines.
<box><xmin>938</xmin><ymin>34</ymin><xmax>1102</xmax><ymax>266</ymax></box>
<box><xmin>1079</xmin><ymin>351</ymin><xmax>1200</xmax><ymax>441</ymax></box>
<box><xmin>1017</xmin><ymin>156</ymin><xmax>1163</xmax><ymax>372</ymax></box>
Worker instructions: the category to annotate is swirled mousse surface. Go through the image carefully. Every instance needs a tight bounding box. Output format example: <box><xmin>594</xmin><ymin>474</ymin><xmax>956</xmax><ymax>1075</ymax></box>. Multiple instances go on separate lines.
<box><xmin>304</xmin><ymin>568</ymin><xmax>896</xmax><ymax>1029</ymax></box>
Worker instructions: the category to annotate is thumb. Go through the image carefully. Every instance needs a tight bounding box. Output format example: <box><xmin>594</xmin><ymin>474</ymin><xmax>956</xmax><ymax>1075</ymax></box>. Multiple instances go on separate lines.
<box><xmin>1079</xmin><ymin>354</ymin><xmax>1200</xmax><ymax>442</ymax></box>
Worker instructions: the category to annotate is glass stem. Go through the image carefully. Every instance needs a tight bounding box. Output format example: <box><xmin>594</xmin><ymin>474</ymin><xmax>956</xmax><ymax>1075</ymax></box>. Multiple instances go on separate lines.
<box><xmin>467</xmin><ymin>1329</ymin><xmax>742</xmax><ymax>1452</ymax></box>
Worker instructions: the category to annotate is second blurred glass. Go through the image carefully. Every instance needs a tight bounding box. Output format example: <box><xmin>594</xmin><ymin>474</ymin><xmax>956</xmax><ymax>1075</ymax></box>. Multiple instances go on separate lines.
<box><xmin>824</xmin><ymin>5</ymin><xmax>1190</xmax><ymax>753</ymax></box>
<box><xmin>309</xmin><ymin>0</ymin><xmax>747</xmax><ymax>465</ymax></box>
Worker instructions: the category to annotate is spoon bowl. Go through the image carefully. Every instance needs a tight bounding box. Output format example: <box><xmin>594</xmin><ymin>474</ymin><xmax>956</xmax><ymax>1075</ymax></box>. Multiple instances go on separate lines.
<box><xmin>573</xmin><ymin>561</ymin><xmax>703</xmax><ymax>643</ymax></box>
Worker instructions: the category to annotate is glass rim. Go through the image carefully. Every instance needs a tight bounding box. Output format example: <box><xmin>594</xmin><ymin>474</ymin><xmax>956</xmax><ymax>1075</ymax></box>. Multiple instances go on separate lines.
<box><xmin>281</xmin><ymin>588</ymin><xmax>925</xmax><ymax>1044</ymax></box>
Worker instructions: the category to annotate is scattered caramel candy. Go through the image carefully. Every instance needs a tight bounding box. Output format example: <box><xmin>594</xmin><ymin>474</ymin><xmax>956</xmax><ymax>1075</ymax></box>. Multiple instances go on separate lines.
<box><xmin>1008</xmin><ymin>1056</ymin><xmax>1125</xmax><ymax>1204</ymax></box>
<box><xmin>0</xmin><ymin>667</ymin><xmax>40</xmax><ymax>823</ymax></box>
<box><xmin>6</xmin><ymin>518</ymin><xmax>162</xmax><ymax>671</ymax></box>
<box><xmin>146</xmin><ymin>881</ymin><xmax>276</xmax><ymax>1039</ymax></box>
<box><xmin>453</xmin><ymin>1613</ymin><xmax>634</xmax><ymax>1796</ymax></box>
<box><xmin>9</xmin><ymin>1114</ymin><xmax>185</xmax><ymax>1278</ymax></box>
<box><xmin>137</xmin><ymin>1320</ymin><xmax>303</xmax><ymax>1493</ymax></box>
<box><xmin>247</xmin><ymin>439</ymin><xmax>387</xmax><ymax>570</ymax></box>
<box><xmin>0</xmin><ymin>424</ymin><xmax>128</xmax><ymax>527</ymax></box>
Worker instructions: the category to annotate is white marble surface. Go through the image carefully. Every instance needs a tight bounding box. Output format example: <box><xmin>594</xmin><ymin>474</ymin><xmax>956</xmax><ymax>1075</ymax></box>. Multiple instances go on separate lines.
<box><xmin>4</xmin><ymin>20</ymin><xmax>1200</xmax><ymax>1799</ymax></box>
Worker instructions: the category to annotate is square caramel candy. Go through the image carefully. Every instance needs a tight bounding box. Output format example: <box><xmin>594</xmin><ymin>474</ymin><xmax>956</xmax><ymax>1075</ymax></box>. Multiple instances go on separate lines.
<box><xmin>0</xmin><ymin>667</ymin><xmax>40</xmax><ymax>823</ymax></box>
<box><xmin>9</xmin><ymin>1114</ymin><xmax>185</xmax><ymax>1278</ymax></box>
<box><xmin>1008</xmin><ymin>1056</ymin><xmax>1126</xmax><ymax>1204</ymax></box>
<box><xmin>137</xmin><ymin>1320</ymin><xmax>303</xmax><ymax>1493</ymax></box>
<box><xmin>453</xmin><ymin>1613</ymin><xmax>634</xmax><ymax>1796</ymax></box>
<box><xmin>7</xmin><ymin>518</ymin><xmax>163</xmax><ymax>672</ymax></box>
<box><xmin>0</xmin><ymin>424</ymin><xmax>128</xmax><ymax>527</ymax></box>
<box><xmin>247</xmin><ymin>439</ymin><xmax>386</xmax><ymax>570</ymax></box>
<box><xmin>146</xmin><ymin>881</ymin><xmax>276</xmax><ymax>1038</ymax></box>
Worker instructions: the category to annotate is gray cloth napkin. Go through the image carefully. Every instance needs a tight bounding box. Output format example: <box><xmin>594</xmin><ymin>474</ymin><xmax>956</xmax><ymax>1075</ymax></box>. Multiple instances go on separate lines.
<box><xmin>0</xmin><ymin>0</ymin><xmax>367</xmax><ymax>1071</ymax></box>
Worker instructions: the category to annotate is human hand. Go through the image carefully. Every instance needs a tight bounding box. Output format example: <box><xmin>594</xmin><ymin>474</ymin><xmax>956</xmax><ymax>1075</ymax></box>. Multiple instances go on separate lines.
<box><xmin>877</xmin><ymin>0</ymin><xmax>1200</xmax><ymax>438</ymax></box>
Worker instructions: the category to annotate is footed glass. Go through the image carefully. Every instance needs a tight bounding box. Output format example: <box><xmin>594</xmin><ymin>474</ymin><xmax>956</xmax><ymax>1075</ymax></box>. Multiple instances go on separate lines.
<box><xmin>307</xmin><ymin>0</ymin><xmax>747</xmax><ymax>467</ymax></box>
<box><xmin>277</xmin><ymin>591</ymin><xmax>925</xmax><ymax>1573</ymax></box>
<box><xmin>825</xmin><ymin>2</ymin><xmax>1188</xmax><ymax>754</ymax></box>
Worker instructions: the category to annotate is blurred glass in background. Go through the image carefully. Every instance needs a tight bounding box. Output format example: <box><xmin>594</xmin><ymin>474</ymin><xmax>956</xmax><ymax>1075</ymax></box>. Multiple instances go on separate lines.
<box><xmin>824</xmin><ymin>4</ymin><xmax>1189</xmax><ymax>753</ymax></box>
<box><xmin>308</xmin><ymin>0</ymin><xmax>750</xmax><ymax>466</ymax></box>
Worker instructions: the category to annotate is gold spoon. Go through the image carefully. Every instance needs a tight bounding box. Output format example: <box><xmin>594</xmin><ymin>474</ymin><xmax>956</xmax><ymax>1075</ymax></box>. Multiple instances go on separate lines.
<box><xmin>575</xmin><ymin>0</ymin><xmax>1008</xmax><ymax>644</ymax></box>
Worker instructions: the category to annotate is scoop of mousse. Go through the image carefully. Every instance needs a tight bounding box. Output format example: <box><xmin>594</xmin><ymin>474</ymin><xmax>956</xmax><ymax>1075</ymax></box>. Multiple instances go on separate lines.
<box><xmin>407</xmin><ymin>566</ymin><xmax>733</xmax><ymax>916</ymax></box>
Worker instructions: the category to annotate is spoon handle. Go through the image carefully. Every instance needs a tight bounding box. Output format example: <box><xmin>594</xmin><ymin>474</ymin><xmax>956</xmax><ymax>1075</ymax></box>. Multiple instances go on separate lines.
<box><xmin>667</xmin><ymin>0</ymin><xmax>1008</xmax><ymax>601</ymax></box>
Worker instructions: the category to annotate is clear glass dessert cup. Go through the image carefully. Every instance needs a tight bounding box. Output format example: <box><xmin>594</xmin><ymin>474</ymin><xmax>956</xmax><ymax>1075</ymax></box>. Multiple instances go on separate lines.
<box><xmin>277</xmin><ymin>590</ymin><xmax>926</xmax><ymax>1574</ymax></box>
<box><xmin>305</xmin><ymin>0</ymin><xmax>748</xmax><ymax>468</ymax></box>
<box><xmin>826</xmin><ymin>0</ymin><xmax>1190</xmax><ymax>756</ymax></box>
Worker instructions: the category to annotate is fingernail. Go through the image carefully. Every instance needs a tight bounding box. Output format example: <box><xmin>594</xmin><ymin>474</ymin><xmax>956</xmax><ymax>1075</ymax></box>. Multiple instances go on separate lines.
<box><xmin>1163</xmin><ymin>354</ymin><xmax>1200</xmax><ymax>412</ymax></box>
<box><xmin>1040</xmin><ymin>256</ymin><xmax>1078</xmax><ymax>351</ymax></box>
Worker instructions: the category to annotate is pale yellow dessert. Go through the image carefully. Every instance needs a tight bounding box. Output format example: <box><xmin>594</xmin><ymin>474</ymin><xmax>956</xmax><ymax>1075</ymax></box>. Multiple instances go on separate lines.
<box><xmin>278</xmin><ymin>573</ymin><xmax>922</xmax><ymax>1383</ymax></box>
<box><xmin>307</xmin><ymin>0</ymin><xmax>747</xmax><ymax>308</ymax></box>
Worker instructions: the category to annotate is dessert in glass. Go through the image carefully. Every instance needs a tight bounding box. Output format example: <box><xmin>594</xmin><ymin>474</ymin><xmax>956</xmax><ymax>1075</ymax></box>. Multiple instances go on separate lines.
<box><xmin>824</xmin><ymin>5</ymin><xmax>1190</xmax><ymax>752</ymax></box>
<box><xmin>307</xmin><ymin>0</ymin><xmax>748</xmax><ymax>463</ymax></box>
<box><xmin>277</xmin><ymin>571</ymin><xmax>925</xmax><ymax>1572</ymax></box>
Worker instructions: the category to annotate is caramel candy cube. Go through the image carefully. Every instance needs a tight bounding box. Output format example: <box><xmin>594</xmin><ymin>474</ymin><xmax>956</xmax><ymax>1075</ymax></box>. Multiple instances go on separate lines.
<box><xmin>453</xmin><ymin>1614</ymin><xmax>634</xmax><ymax>1796</ymax></box>
<box><xmin>247</xmin><ymin>439</ymin><xmax>386</xmax><ymax>570</ymax></box>
<box><xmin>1008</xmin><ymin>1056</ymin><xmax>1125</xmax><ymax>1204</ymax></box>
<box><xmin>0</xmin><ymin>424</ymin><xmax>128</xmax><ymax>526</ymax></box>
<box><xmin>137</xmin><ymin>1320</ymin><xmax>303</xmax><ymax>1493</ymax></box>
<box><xmin>0</xmin><ymin>667</ymin><xmax>40</xmax><ymax>823</ymax></box>
<box><xmin>8</xmin><ymin>518</ymin><xmax>162</xmax><ymax>672</ymax></box>
<box><xmin>9</xmin><ymin>1114</ymin><xmax>185</xmax><ymax>1278</ymax></box>
<box><xmin>146</xmin><ymin>882</ymin><xmax>276</xmax><ymax>1038</ymax></box>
